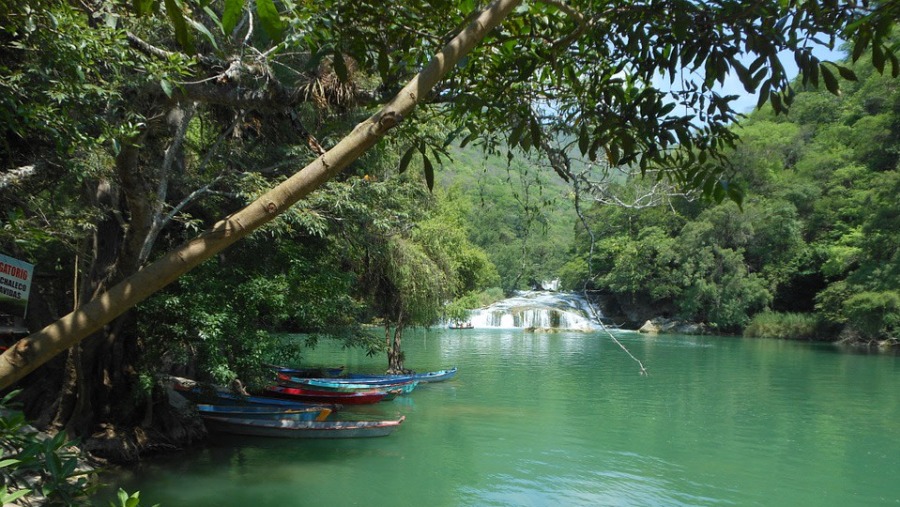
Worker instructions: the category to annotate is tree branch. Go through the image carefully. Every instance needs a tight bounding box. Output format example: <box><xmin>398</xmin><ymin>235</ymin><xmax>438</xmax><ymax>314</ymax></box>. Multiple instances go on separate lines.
<box><xmin>0</xmin><ymin>0</ymin><xmax>524</xmax><ymax>389</ymax></box>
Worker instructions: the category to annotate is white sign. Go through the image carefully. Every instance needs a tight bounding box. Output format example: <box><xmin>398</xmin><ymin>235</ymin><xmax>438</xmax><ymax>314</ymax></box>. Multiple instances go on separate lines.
<box><xmin>0</xmin><ymin>253</ymin><xmax>34</xmax><ymax>319</ymax></box>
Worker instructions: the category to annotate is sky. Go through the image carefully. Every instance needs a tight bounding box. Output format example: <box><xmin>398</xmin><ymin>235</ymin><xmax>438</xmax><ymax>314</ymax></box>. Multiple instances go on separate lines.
<box><xmin>710</xmin><ymin>45</ymin><xmax>848</xmax><ymax>115</ymax></box>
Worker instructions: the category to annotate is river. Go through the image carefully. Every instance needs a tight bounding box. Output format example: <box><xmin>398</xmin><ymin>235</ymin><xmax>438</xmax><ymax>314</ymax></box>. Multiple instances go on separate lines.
<box><xmin>98</xmin><ymin>329</ymin><xmax>900</xmax><ymax>506</ymax></box>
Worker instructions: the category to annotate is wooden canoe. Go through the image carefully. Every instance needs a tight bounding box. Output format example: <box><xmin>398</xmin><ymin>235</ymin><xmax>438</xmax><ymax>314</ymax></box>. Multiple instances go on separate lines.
<box><xmin>262</xmin><ymin>385</ymin><xmax>388</xmax><ymax>405</ymax></box>
<box><xmin>174</xmin><ymin>385</ymin><xmax>340</xmax><ymax>411</ymax></box>
<box><xmin>202</xmin><ymin>415</ymin><xmax>405</xmax><ymax>439</ymax></box>
<box><xmin>348</xmin><ymin>367</ymin><xmax>458</xmax><ymax>383</ymax></box>
<box><xmin>196</xmin><ymin>404</ymin><xmax>331</xmax><ymax>422</ymax></box>
<box><xmin>283</xmin><ymin>377</ymin><xmax>419</xmax><ymax>394</ymax></box>
<box><xmin>267</xmin><ymin>365</ymin><xmax>345</xmax><ymax>378</ymax></box>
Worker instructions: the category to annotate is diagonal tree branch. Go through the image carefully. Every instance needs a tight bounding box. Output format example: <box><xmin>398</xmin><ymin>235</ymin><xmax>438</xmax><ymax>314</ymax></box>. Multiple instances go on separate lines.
<box><xmin>0</xmin><ymin>0</ymin><xmax>524</xmax><ymax>389</ymax></box>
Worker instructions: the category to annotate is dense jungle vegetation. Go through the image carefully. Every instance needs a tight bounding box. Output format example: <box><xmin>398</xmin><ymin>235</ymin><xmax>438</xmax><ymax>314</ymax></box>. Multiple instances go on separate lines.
<box><xmin>0</xmin><ymin>0</ymin><xmax>897</xmax><ymax>468</ymax></box>
<box><xmin>560</xmin><ymin>46</ymin><xmax>900</xmax><ymax>342</ymax></box>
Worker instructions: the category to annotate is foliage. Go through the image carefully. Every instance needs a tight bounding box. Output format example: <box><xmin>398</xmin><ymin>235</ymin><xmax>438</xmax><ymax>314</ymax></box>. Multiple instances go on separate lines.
<box><xmin>444</xmin><ymin>287</ymin><xmax>505</xmax><ymax>322</ymax></box>
<box><xmin>743</xmin><ymin>312</ymin><xmax>832</xmax><ymax>341</ymax></box>
<box><xmin>565</xmin><ymin>35</ymin><xmax>900</xmax><ymax>339</ymax></box>
<box><xmin>137</xmin><ymin>231</ymin><xmax>370</xmax><ymax>388</ymax></box>
<box><xmin>109</xmin><ymin>488</ymin><xmax>159</xmax><ymax>507</ymax></box>
<box><xmin>0</xmin><ymin>391</ymin><xmax>100</xmax><ymax>506</ymax></box>
<box><xmin>442</xmin><ymin>154</ymin><xmax>574</xmax><ymax>292</ymax></box>
<box><xmin>841</xmin><ymin>291</ymin><xmax>900</xmax><ymax>339</ymax></box>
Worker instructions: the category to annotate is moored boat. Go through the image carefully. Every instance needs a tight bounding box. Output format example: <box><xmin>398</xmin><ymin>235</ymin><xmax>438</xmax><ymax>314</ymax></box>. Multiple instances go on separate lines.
<box><xmin>202</xmin><ymin>415</ymin><xmax>405</xmax><ymax>438</ymax></box>
<box><xmin>281</xmin><ymin>372</ymin><xmax>417</xmax><ymax>385</ymax></box>
<box><xmin>347</xmin><ymin>367</ymin><xmax>458</xmax><ymax>383</ymax></box>
<box><xmin>286</xmin><ymin>377</ymin><xmax>419</xmax><ymax>394</ymax></box>
<box><xmin>267</xmin><ymin>365</ymin><xmax>345</xmax><ymax>378</ymax></box>
<box><xmin>174</xmin><ymin>384</ymin><xmax>339</xmax><ymax>411</ymax></box>
<box><xmin>196</xmin><ymin>404</ymin><xmax>331</xmax><ymax>422</ymax></box>
<box><xmin>263</xmin><ymin>385</ymin><xmax>388</xmax><ymax>405</ymax></box>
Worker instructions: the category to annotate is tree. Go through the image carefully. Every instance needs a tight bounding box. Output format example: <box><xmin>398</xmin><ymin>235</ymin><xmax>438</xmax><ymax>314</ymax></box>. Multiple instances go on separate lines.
<box><xmin>1</xmin><ymin>0</ymin><xmax>898</xmax><ymax>455</ymax></box>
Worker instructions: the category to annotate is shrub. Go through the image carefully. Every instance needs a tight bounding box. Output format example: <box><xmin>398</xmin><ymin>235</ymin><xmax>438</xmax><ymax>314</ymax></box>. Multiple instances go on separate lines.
<box><xmin>842</xmin><ymin>291</ymin><xmax>900</xmax><ymax>339</ymax></box>
<box><xmin>0</xmin><ymin>390</ymin><xmax>95</xmax><ymax>505</ymax></box>
<box><xmin>0</xmin><ymin>391</ymin><xmax>154</xmax><ymax>506</ymax></box>
<box><xmin>743</xmin><ymin>311</ymin><xmax>834</xmax><ymax>340</ymax></box>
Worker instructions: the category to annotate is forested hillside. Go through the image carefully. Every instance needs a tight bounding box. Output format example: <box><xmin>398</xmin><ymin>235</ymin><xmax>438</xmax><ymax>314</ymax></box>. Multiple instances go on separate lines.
<box><xmin>561</xmin><ymin>48</ymin><xmax>899</xmax><ymax>342</ymax></box>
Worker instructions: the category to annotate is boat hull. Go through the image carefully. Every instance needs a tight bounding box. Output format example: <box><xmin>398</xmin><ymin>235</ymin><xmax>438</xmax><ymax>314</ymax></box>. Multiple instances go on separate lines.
<box><xmin>196</xmin><ymin>404</ymin><xmax>331</xmax><ymax>422</ymax></box>
<box><xmin>348</xmin><ymin>367</ymin><xmax>458</xmax><ymax>383</ymax></box>
<box><xmin>203</xmin><ymin>415</ymin><xmax>405</xmax><ymax>438</ymax></box>
<box><xmin>175</xmin><ymin>385</ymin><xmax>339</xmax><ymax>410</ymax></box>
<box><xmin>287</xmin><ymin>377</ymin><xmax>419</xmax><ymax>394</ymax></box>
<box><xmin>263</xmin><ymin>385</ymin><xmax>387</xmax><ymax>405</ymax></box>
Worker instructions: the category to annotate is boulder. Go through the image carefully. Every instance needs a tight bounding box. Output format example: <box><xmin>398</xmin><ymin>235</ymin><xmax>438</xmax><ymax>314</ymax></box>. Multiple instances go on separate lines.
<box><xmin>638</xmin><ymin>320</ymin><xmax>660</xmax><ymax>334</ymax></box>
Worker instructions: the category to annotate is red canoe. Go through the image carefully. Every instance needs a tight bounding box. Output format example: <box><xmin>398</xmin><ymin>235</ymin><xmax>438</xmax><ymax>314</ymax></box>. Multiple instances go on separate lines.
<box><xmin>262</xmin><ymin>385</ymin><xmax>387</xmax><ymax>405</ymax></box>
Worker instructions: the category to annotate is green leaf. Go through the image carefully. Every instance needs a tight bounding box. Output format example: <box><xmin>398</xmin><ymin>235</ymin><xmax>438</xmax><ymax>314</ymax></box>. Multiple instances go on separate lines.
<box><xmin>202</xmin><ymin>6</ymin><xmax>224</xmax><ymax>34</ymax></box>
<box><xmin>332</xmin><ymin>50</ymin><xmax>348</xmax><ymax>82</ymax></box>
<box><xmin>820</xmin><ymin>64</ymin><xmax>839</xmax><ymax>95</ymax></box>
<box><xmin>256</xmin><ymin>0</ymin><xmax>284</xmax><ymax>42</ymax></box>
<box><xmin>192</xmin><ymin>18</ymin><xmax>220</xmax><ymax>50</ymax></box>
<box><xmin>770</xmin><ymin>91</ymin><xmax>783</xmax><ymax>114</ymax></box>
<box><xmin>164</xmin><ymin>0</ymin><xmax>194</xmax><ymax>53</ymax></box>
<box><xmin>578</xmin><ymin>122</ymin><xmax>589</xmax><ymax>155</ymax></box>
<box><xmin>160</xmin><ymin>79</ymin><xmax>173</xmax><ymax>98</ymax></box>
<box><xmin>872</xmin><ymin>43</ymin><xmax>885</xmax><ymax>73</ymax></box>
<box><xmin>222</xmin><ymin>0</ymin><xmax>244</xmax><ymax>35</ymax></box>
<box><xmin>508</xmin><ymin>121</ymin><xmax>525</xmax><ymax>148</ymax></box>
<box><xmin>712</xmin><ymin>180</ymin><xmax>726</xmax><ymax>203</ymax></box>
<box><xmin>756</xmin><ymin>80</ymin><xmax>770</xmax><ymax>111</ymax></box>
<box><xmin>0</xmin><ymin>458</ymin><xmax>20</xmax><ymax>468</ymax></box>
<box><xmin>422</xmin><ymin>155</ymin><xmax>434</xmax><ymax>192</ymax></box>
<box><xmin>702</xmin><ymin>175</ymin><xmax>716</xmax><ymax>196</ymax></box>
<box><xmin>851</xmin><ymin>30</ymin><xmax>870</xmax><ymax>62</ymax></box>
<box><xmin>834</xmin><ymin>64</ymin><xmax>857</xmax><ymax>81</ymax></box>
<box><xmin>132</xmin><ymin>0</ymin><xmax>155</xmax><ymax>16</ymax></box>
<box><xmin>459</xmin><ymin>133</ymin><xmax>476</xmax><ymax>148</ymax></box>
<box><xmin>1</xmin><ymin>489</ymin><xmax>30</xmax><ymax>504</ymax></box>
<box><xmin>528</xmin><ymin>117</ymin><xmax>541</xmax><ymax>151</ymax></box>
<box><xmin>397</xmin><ymin>145</ymin><xmax>415</xmax><ymax>174</ymax></box>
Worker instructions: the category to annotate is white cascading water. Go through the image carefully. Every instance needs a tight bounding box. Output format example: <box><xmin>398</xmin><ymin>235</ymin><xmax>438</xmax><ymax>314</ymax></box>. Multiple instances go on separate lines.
<box><xmin>465</xmin><ymin>291</ymin><xmax>600</xmax><ymax>330</ymax></box>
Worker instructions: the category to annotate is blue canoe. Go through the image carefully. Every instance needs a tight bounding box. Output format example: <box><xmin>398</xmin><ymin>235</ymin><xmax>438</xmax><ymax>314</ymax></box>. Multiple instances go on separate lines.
<box><xmin>279</xmin><ymin>372</ymin><xmax>416</xmax><ymax>386</ymax></box>
<box><xmin>281</xmin><ymin>376</ymin><xmax>419</xmax><ymax>394</ymax></box>
<box><xmin>175</xmin><ymin>384</ymin><xmax>339</xmax><ymax>410</ymax></box>
<box><xmin>348</xmin><ymin>367</ymin><xmax>458</xmax><ymax>383</ymax></box>
<box><xmin>268</xmin><ymin>365</ymin><xmax>345</xmax><ymax>378</ymax></box>
<box><xmin>196</xmin><ymin>403</ymin><xmax>332</xmax><ymax>422</ymax></box>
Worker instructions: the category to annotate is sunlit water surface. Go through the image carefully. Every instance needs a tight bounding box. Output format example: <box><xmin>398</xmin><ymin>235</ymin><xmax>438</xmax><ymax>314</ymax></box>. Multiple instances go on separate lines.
<box><xmin>98</xmin><ymin>330</ymin><xmax>900</xmax><ymax>506</ymax></box>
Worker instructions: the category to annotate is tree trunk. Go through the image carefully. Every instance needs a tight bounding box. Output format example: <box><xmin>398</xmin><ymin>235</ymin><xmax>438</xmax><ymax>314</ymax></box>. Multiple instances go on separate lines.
<box><xmin>387</xmin><ymin>325</ymin><xmax>405</xmax><ymax>374</ymax></box>
<box><xmin>0</xmin><ymin>0</ymin><xmax>523</xmax><ymax>390</ymax></box>
<box><xmin>386</xmin><ymin>311</ymin><xmax>407</xmax><ymax>374</ymax></box>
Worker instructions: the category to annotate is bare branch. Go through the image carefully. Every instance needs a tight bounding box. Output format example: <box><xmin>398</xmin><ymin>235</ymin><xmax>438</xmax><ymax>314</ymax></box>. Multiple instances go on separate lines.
<box><xmin>138</xmin><ymin>104</ymin><xmax>197</xmax><ymax>264</ymax></box>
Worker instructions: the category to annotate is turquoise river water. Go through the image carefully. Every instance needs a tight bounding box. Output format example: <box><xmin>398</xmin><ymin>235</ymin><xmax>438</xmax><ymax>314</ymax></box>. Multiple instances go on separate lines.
<box><xmin>98</xmin><ymin>329</ymin><xmax>900</xmax><ymax>506</ymax></box>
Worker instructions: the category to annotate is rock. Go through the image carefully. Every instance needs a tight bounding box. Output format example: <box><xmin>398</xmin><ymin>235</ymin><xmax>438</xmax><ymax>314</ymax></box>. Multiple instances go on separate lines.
<box><xmin>638</xmin><ymin>320</ymin><xmax>660</xmax><ymax>334</ymax></box>
<box><xmin>638</xmin><ymin>318</ymin><xmax>707</xmax><ymax>335</ymax></box>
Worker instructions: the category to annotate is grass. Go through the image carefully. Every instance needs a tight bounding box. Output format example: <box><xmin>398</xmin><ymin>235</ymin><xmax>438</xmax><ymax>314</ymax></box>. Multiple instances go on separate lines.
<box><xmin>743</xmin><ymin>311</ymin><xmax>834</xmax><ymax>341</ymax></box>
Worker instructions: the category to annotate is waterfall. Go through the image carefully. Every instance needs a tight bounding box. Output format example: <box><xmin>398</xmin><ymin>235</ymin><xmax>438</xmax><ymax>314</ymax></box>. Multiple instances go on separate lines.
<box><xmin>465</xmin><ymin>291</ymin><xmax>600</xmax><ymax>331</ymax></box>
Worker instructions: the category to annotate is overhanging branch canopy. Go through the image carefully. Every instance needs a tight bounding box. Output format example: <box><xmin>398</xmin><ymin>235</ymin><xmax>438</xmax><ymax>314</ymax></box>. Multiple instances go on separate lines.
<box><xmin>0</xmin><ymin>0</ymin><xmax>524</xmax><ymax>389</ymax></box>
